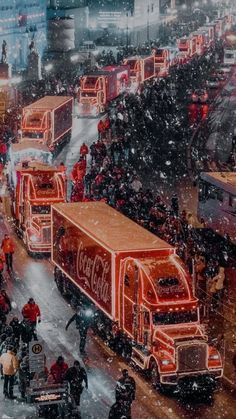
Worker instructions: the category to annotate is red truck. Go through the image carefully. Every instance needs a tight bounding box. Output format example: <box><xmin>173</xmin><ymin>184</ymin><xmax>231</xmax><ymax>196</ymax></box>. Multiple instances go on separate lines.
<box><xmin>123</xmin><ymin>55</ymin><xmax>155</xmax><ymax>83</ymax></box>
<box><xmin>52</xmin><ymin>202</ymin><xmax>223</xmax><ymax>391</ymax></box>
<box><xmin>13</xmin><ymin>96</ymin><xmax>73</xmax><ymax>158</ymax></box>
<box><xmin>12</xmin><ymin>161</ymin><xmax>66</xmax><ymax>254</ymax></box>
<box><xmin>78</xmin><ymin>65</ymin><xmax>130</xmax><ymax>116</ymax></box>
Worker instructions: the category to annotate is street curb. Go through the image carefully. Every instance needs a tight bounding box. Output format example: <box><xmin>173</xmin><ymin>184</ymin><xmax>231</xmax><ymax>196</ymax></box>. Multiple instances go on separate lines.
<box><xmin>222</xmin><ymin>375</ymin><xmax>236</xmax><ymax>390</ymax></box>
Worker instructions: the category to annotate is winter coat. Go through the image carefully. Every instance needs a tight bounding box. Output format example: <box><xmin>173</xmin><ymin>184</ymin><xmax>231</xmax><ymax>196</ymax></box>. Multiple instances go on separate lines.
<box><xmin>22</xmin><ymin>302</ymin><xmax>41</xmax><ymax>323</ymax></box>
<box><xmin>1</xmin><ymin>237</ymin><xmax>14</xmax><ymax>254</ymax></box>
<box><xmin>20</xmin><ymin>320</ymin><xmax>35</xmax><ymax>344</ymax></box>
<box><xmin>0</xmin><ymin>350</ymin><xmax>19</xmax><ymax>375</ymax></box>
<box><xmin>66</xmin><ymin>309</ymin><xmax>93</xmax><ymax>333</ymax></box>
<box><xmin>97</xmin><ymin>120</ymin><xmax>105</xmax><ymax>133</ymax></box>
<box><xmin>50</xmin><ymin>361</ymin><xmax>69</xmax><ymax>384</ymax></box>
<box><xmin>109</xmin><ymin>401</ymin><xmax>130</xmax><ymax>419</ymax></box>
<box><xmin>115</xmin><ymin>375</ymin><xmax>136</xmax><ymax>403</ymax></box>
<box><xmin>70</xmin><ymin>161</ymin><xmax>86</xmax><ymax>182</ymax></box>
<box><xmin>64</xmin><ymin>366</ymin><xmax>88</xmax><ymax>394</ymax></box>
<box><xmin>9</xmin><ymin>319</ymin><xmax>22</xmax><ymax>340</ymax></box>
<box><xmin>80</xmin><ymin>144</ymin><xmax>89</xmax><ymax>156</ymax></box>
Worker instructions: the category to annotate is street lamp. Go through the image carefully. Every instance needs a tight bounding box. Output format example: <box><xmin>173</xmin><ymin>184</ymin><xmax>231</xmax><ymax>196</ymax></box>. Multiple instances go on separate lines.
<box><xmin>147</xmin><ymin>5</ymin><xmax>150</xmax><ymax>44</ymax></box>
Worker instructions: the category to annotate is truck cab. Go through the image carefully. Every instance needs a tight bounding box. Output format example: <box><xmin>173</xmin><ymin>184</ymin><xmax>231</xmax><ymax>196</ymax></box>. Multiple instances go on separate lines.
<box><xmin>119</xmin><ymin>254</ymin><xmax>223</xmax><ymax>388</ymax></box>
<box><xmin>18</xmin><ymin>96</ymin><xmax>73</xmax><ymax>152</ymax></box>
<box><xmin>13</xmin><ymin>162</ymin><xmax>66</xmax><ymax>254</ymax></box>
<box><xmin>79</xmin><ymin>74</ymin><xmax>106</xmax><ymax>116</ymax></box>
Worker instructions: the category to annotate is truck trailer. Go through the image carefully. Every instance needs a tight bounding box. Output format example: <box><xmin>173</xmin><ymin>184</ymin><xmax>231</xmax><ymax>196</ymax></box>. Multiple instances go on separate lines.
<box><xmin>52</xmin><ymin>202</ymin><xmax>223</xmax><ymax>390</ymax></box>
<box><xmin>13</xmin><ymin>161</ymin><xmax>66</xmax><ymax>254</ymax></box>
<box><xmin>13</xmin><ymin>96</ymin><xmax>73</xmax><ymax>157</ymax></box>
<box><xmin>78</xmin><ymin>65</ymin><xmax>130</xmax><ymax>116</ymax></box>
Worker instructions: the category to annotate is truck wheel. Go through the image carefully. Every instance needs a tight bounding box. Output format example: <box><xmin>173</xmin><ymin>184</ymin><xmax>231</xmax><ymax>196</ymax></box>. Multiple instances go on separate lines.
<box><xmin>150</xmin><ymin>360</ymin><xmax>160</xmax><ymax>389</ymax></box>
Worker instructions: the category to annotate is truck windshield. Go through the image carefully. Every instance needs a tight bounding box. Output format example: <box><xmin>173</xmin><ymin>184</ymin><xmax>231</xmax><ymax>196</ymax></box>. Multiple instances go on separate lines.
<box><xmin>25</xmin><ymin>112</ymin><xmax>44</xmax><ymax>128</ymax></box>
<box><xmin>32</xmin><ymin>205</ymin><xmax>51</xmax><ymax>214</ymax></box>
<box><xmin>23</xmin><ymin>131</ymin><xmax>43</xmax><ymax>139</ymax></box>
<box><xmin>153</xmin><ymin>310</ymin><xmax>198</xmax><ymax>325</ymax></box>
<box><xmin>81</xmin><ymin>92</ymin><xmax>96</xmax><ymax>97</ymax></box>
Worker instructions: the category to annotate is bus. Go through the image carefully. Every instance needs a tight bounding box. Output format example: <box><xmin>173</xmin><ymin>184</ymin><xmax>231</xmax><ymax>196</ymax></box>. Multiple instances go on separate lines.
<box><xmin>198</xmin><ymin>172</ymin><xmax>236</xmax><ymax>244</ymax></box>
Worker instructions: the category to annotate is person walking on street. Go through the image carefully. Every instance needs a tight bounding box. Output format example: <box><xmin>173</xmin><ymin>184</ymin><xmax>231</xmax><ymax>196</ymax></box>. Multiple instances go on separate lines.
<box><xmin>0</xmin><ymin>345</ymin><xmax>19</xmax><ymax>399</ymax></box>
<box><xmin>109</xmin><ymin>399</ymin><xmax>130</xmax><ymax>419</ymax></box>
<box><xmin>80</xmin><ymin>142</ymin><xmax>89</xmax><ymax>161</ymax></box>
<box><xmin>22</xmin><ymin>298</ymin><xmax>41</xmax><ymax>339</ymax></box>
<box><xmin>1</xmin><ymin>234</ymin><xmax>14</xmax><ymax>272</ymax></box>
<box><xmin>115</xmin><ymin>369</ymin><xmax>136</xmax><ymax>419</ymax></box>
<box><xmin>64</xmin><ymin>360</ymin><xmax>88</xmax><ymax>414</ymax></box>
<box><xmin>65</xmin><ymin>305</ymin><xmax>94</xmax><ymax>354</ymax></box>
<box><xmin>50</xmin><ymin>355</ymin><xmax>68</xmax><ymax>384</ymax></box>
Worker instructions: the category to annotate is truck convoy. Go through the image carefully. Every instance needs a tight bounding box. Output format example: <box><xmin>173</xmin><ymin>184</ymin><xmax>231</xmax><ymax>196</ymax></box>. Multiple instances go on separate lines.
<box><xmin>77</xmin><ymin>14</ymin><xmax>233</xmax><ymax>117</ymax></box>
<box><xmin>12</xmin><ymin>96</ymin><xmax>73</xmax><ymax>158</ymax></box>
<box><xmin>8</xmin><ymin>95</ymin><xmax>71</xmax><ymax>254</ymax></box>
<box><xmin>12</xmin><ymin>161</ymin><xmax>66</xmax><ymax>254</ymax></box>
<box><xmin>52</xmin><ymin>202</ymin><xmax>223</xmax><ymax>390</ymax></box>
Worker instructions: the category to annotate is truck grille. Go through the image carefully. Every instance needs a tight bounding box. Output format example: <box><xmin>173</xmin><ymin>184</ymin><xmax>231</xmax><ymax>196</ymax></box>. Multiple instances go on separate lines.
<box><xmin>42</xmin><ymin>227</ymin><xmax>51</xmax><ymax>243</ymax></box>
<box><xmin>177</xmin><ymin>343</ymin><xmax>207</xmax><ymax>372</ymax></box>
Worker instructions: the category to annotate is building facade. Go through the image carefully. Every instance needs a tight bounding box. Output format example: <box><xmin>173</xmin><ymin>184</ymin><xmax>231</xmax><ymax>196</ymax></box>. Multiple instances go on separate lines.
<box><xmin>0</xmin><ymin>0</ymin><xmax>47</xmax><ymax>70</ymax></box>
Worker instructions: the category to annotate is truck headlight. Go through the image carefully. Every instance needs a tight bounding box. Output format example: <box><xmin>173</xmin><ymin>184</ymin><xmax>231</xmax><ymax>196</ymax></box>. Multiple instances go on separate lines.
<box><xmin>161</xmin><ymin>359</ymin><xmax>171</xmax><ymax>365</ymax></box>
<box><xmin>209</xmin><ymin>354</ymin><xmax>220</xmax><ymax>360</ymax></box>
<box><xmin>30</xmin><ymin>234</ymin><xmax>40</xmax><ymax>243</ymax></box>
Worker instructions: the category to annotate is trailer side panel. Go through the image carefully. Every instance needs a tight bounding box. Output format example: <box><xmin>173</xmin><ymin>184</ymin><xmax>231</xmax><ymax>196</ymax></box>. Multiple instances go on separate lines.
<box><xmin>51</xmin><ymin>208</ymin><xmax>113</xmax><ymax>317</ymax></box>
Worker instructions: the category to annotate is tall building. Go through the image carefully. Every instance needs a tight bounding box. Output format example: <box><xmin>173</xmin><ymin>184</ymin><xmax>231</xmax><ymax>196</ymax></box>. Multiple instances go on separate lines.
<box><xmin>0</xmin><ymin>0</ymin><xmax>47</xmax><ymax>70</ymax></box>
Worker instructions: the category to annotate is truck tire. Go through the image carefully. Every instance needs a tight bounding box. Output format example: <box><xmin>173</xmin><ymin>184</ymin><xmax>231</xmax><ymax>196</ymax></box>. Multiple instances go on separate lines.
<box><xmin>150</xmin><ymin>360</ymin><xmax>161</xmax><ymax>389</ymax></box>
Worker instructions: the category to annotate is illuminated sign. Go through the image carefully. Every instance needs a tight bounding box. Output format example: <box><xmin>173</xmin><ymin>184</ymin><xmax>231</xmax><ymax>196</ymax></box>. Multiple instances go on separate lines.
<box><xmin>34</xmin><ymin>394</ymin><xmax>62</xmax><ymax>402</ymax></box>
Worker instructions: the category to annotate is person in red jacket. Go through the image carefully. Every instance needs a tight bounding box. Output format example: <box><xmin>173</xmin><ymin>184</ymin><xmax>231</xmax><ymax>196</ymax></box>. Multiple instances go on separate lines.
<box><xmin>80</xmin><ymin>143</ymin><xmax>89</xmax><ymax>160</ymax></box>
<box><xmin>1</xmin><ymin>234</ymin><xmax>14</xmax><ymax>272</ymax></box>
<box><xmin>70</xmin><ymin>158</ymin><xmax>86</xmax><ymax>184</ymax></box>
<box><xmin>97</xmin><ymin>119</ymin><xmax>105</xmax><ymax>140</ymax></box>
<box><xmin>50</xmin><ymin>356</ymin><xmax>68</xmax><ymax>384</ymax></box>
<box><xmin>22</xmin><ymin>298</ymin><xmax>41</xmax><ymax>330</ymax></box>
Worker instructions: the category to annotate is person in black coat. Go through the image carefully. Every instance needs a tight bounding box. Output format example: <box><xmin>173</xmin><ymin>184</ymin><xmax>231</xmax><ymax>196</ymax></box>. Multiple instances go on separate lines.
<box><xmin>109</xmin><ymin>400</ymin><xmax>130</xmax><ymax>419</ymax></box>
<box><xmin>20</xmin><ymin>319</ymin><xmax>35</xmax><ymax>345</ymax></box>
<box><xmin>64</xmin><ymin>360</ymin><xmax>88</xmax><ymax>408</ymax></box>
<box><xmin>115</xmin><ymin>369</ymin><xmax>136</xmax><ymax>419</ymax></box>
<box><xmin>65</xmin><ymin>306</ymin><xmax>94</xmax><ymax>354</ymax></box>
<box><xmin>9</xmin><ymin>317</ymin><xmax>22</xmax><ymax>348</ymax></box>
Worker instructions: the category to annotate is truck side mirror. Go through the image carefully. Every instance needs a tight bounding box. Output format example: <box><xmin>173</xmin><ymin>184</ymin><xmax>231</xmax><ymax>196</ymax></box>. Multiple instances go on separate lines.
<box><xmin>21</xmin><ymin>223</ymin><xmax>26</xmax><ymax>231</ymax></box>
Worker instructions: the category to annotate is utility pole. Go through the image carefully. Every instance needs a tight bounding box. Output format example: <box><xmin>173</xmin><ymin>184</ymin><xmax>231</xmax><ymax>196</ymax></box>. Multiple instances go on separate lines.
<box><xmin>147</xmin><ymin>4</ymin><xmax>150</xmax><ymax>44</ymax></box>
<box><xmin>126</xmin><ymin>10</ymin><xmax>129</xmax><ymax>50</ymax></box>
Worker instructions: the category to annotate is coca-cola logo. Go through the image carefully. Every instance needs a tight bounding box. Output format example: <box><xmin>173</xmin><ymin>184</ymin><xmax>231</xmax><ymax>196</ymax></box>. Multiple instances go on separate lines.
<box><xmin>76</xmin><ymin>241</ymin><xmax>110</xmax><ymax>304</ymax></box>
